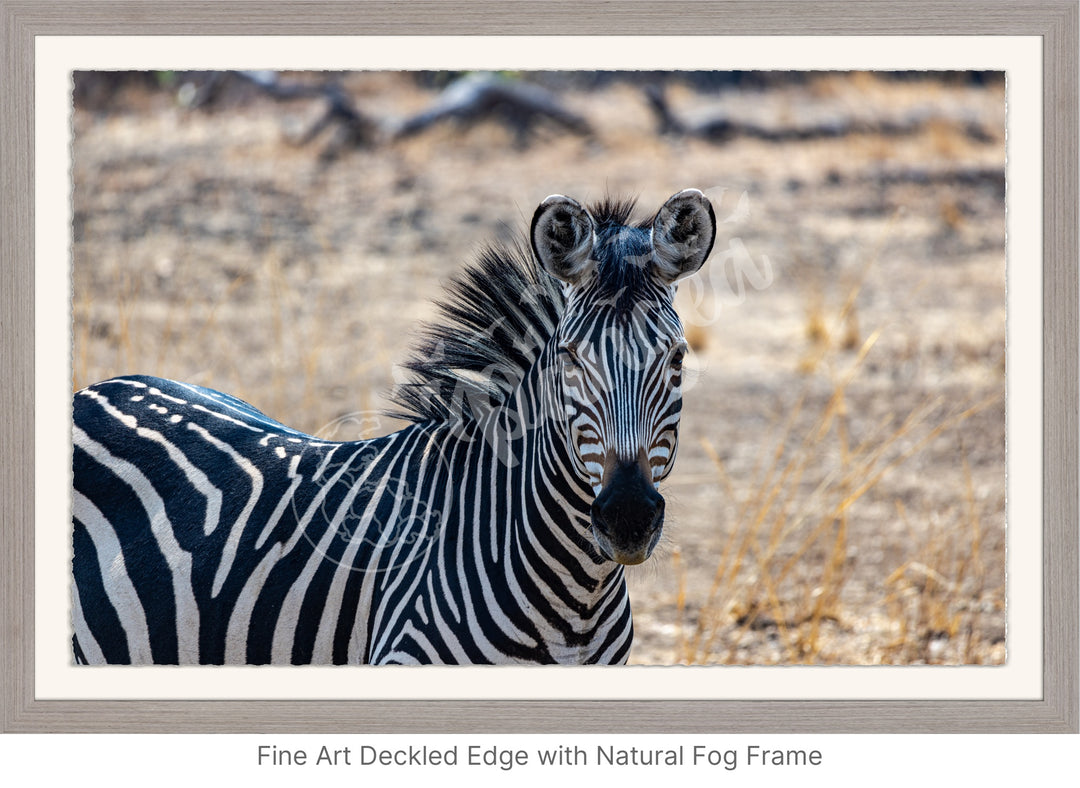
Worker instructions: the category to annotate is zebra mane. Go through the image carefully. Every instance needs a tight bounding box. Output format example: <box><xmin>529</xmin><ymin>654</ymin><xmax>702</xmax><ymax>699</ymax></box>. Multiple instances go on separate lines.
<box><xmin>388</xmin><ymin>198</ymin><xmax>643</xmax><ymax>425</ymax></box>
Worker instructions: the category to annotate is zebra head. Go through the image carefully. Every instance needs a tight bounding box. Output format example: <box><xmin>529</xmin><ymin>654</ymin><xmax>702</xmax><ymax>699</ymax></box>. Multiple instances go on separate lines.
<box><xmin>531</xmin><ymin>189</ymin><xmax>716</xmax><ymax>565</ymax></box>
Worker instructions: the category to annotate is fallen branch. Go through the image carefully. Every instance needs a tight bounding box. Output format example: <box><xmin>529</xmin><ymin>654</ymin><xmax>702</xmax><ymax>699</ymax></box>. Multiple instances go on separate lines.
<box><xmin>645</xmin><ymin>84</ymin><xmax>996</xmax><ymax>145</ymax></box>
<box><xmin>391</xmin><ymin>73</ymin><xmax>591</xmax><ymax>146</ymax></box>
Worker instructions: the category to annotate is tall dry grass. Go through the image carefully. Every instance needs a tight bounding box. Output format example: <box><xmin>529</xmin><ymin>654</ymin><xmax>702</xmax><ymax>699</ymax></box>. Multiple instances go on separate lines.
<box><xmin>673</xmin><ymin>254</ymin><xmax>1002</xmax><ymax>665</ymax></box>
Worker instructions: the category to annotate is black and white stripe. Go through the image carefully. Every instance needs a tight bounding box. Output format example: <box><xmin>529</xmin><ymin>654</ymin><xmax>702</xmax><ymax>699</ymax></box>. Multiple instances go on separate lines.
<box><xmin>71</xmin><ymin>189</ymin><xmax>716</xmax><ymax>665</ymax></box>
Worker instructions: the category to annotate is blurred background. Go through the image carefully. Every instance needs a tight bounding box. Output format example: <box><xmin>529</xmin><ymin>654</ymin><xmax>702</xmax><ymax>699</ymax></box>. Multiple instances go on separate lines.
<box><xmin>71</xmin><ymin>70</ymin><xmax>1007</xmax><ymax>665</ymax></box>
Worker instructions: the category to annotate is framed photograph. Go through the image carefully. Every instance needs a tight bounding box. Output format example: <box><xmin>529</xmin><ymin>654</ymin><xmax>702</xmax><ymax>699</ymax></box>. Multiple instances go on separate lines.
<box><xmin>2</xmin><ymin>1</ymin><xmax>1075</xmax><ymax>734</ymax></box>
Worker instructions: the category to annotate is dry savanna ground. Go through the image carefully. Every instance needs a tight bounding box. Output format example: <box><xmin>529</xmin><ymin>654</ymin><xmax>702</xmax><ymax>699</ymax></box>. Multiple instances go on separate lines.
<box><xmin>72</xmin><ymin>70</ymin><xmax>1007</xmax><ymax>665</ymax></box>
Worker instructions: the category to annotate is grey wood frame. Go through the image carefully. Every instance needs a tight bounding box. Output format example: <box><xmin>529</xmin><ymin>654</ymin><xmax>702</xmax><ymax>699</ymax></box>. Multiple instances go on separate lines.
<box><xmin>1</xmin><ymin>1</ymin><xmax>1075</xmax><ymax>733</ymax></box>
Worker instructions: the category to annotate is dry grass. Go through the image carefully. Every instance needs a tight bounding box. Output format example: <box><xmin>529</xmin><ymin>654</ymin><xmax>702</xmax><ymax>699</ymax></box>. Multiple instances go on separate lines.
<box><xmin>678</xmin><ymin>323</ymin><xmax>1000</xmax><ymax>665</ymax></box>
<box><xmin>71</xmin><ymin>71</ymin><xmax>1007</xmax><ymax>665</ymax></box>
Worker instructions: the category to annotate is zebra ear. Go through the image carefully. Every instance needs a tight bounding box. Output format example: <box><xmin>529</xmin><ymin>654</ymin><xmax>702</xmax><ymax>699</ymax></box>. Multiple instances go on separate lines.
<box><xmin>650</xmin><ymin>189</ymin><xmax>716</xmax><ymax>285</ymax></box>
<box><xmin>531</xmin><ymin>195</ymin><xmax>597</xmax><ymax>285</ymax></box>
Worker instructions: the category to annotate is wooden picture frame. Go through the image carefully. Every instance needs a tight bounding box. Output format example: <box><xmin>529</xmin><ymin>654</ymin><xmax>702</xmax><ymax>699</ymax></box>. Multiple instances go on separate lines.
<box><xmin>1</xmin><ymin>1</ymin><xmax>1075</xmax><ymax>733</ymax></box>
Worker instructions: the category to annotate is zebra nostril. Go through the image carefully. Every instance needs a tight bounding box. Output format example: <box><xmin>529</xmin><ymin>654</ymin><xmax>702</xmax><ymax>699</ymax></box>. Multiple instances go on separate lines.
<box><xmin>589</xmin><ymin>483</ymin><xmax>665</xmax><ymax>566</ymax></box>
<box><xmin>648</xmin><ymin>495</ymin><xmax>665</xmax><ymax>534</ymax></box>
<box><xmin>591</xmin><ymin>476</ymin><xmax>665</xmax><ymax>541</ymax></box>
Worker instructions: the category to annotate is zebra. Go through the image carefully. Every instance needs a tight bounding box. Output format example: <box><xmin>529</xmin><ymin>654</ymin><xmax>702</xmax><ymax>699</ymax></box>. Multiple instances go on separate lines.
<box><xmin>71</xmin><ymin>189</ymin><xmax>717</xmax><ymax>665</ymax></box>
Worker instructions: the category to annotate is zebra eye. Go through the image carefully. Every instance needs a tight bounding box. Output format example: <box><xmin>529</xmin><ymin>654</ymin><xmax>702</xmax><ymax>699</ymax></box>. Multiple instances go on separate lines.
<box><xmin>558</xmin><ymin>344</ymin><xmax>581</xmax><ymax>374</ymax></box>
<box><xmin>670</xmin><ymin>347</ymin><xmax>686</xmax><ymax>372</ymax></box>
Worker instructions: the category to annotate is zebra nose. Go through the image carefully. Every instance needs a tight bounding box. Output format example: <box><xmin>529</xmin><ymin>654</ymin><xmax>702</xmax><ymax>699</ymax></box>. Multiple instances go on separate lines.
<box><xmin>590</xmin><ymin>460</ymin><xmax>665</xmax><ymax>565</ymax></box>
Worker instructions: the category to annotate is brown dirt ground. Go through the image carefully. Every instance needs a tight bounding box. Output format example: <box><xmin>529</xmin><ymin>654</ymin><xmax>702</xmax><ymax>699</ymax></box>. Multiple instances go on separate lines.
<box><xmin>71</xmin><ymin>71</ymin><xmax>1007</xmax><ymax>665</ymax></box>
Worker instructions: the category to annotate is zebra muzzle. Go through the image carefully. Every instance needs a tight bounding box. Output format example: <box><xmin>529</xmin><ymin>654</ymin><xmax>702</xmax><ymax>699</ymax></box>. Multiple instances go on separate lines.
<box><xmin>590</xmin><ymin>458</ymin><xmax>665</xmax><ymax>565</ymax></box>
